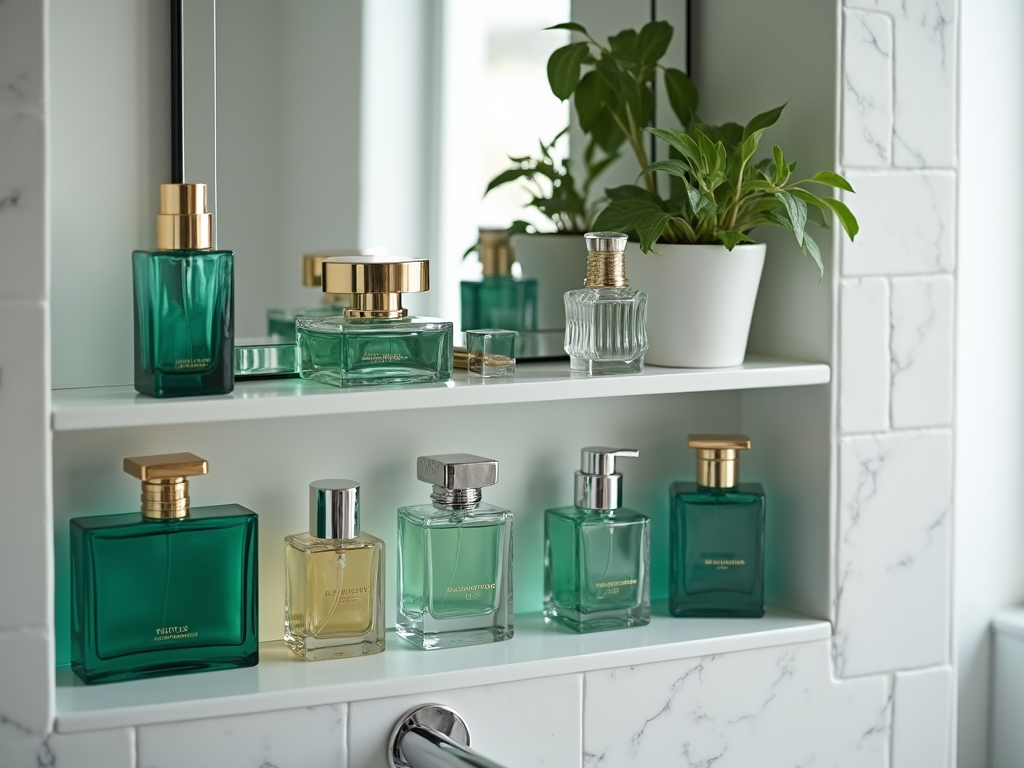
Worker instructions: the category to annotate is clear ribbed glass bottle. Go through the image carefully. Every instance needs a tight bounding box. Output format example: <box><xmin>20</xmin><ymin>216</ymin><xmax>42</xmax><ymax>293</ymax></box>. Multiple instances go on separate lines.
<box><xmin>564</xmin><ymin>232</ymin><xmax>648</xmax><ymax>376</ymax></box>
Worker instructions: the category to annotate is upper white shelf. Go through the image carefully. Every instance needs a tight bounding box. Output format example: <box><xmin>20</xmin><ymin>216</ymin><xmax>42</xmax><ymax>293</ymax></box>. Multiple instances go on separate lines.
<box><xmin>50</xmin><ymin>356</ymin><xmax>829</xmax><ymax>432</ymax></box>
<box><xmin>54</xmin><ymin>606</ymin><xmax>830</xmax><ymax>733</ymax></box>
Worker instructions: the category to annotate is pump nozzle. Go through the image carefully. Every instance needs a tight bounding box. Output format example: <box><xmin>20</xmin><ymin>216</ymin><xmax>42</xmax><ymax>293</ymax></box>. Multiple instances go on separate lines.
<box><xmin>575</xmin><ymin>447</ymin><xmax>639</xmax><ymax>511</ymax></box>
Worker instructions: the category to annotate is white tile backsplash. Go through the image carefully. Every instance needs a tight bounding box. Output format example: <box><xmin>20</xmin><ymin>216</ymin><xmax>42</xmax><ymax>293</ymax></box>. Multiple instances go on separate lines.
<box><xmin>891</xmin><ymin>276</ymin><xmax>954</xmax><ymax>428</ymax></box>
<box><xmin>892</xmin><ymin>665</ymin><xmax>953</xmax><ymax>768</ymax></box>
<box><xmin>836</xmin><ymin>432</ymin><xmax>952</xmax><ymax>676</ymax></box>
<box><xmin>841</xmin><ymin>278</ymin><xmax>890</xmax><ymax>434</ymax></box>
<box><xmin>842</xmin><ymin>9</ymin><xmax>893</xmax><ymax>166</ymax></box>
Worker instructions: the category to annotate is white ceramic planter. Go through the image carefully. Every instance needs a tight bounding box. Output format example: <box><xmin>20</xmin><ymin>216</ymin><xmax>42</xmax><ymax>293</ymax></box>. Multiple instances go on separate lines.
<box><xmin>627</xmin><ymin>242</ymin><xmax>767</xmax><ymax>368</ymax></box>
<box><xmin>510</xmin><ymin>233</ymin><xmax>587</xmax><ymax>329</ymax></box>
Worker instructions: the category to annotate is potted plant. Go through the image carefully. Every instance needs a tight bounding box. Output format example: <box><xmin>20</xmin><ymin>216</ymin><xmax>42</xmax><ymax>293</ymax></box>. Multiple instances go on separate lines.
<box><xmin>593</xmin><ymin>104</ymin><xmax>859</xmax><ymax>367</ymax></box>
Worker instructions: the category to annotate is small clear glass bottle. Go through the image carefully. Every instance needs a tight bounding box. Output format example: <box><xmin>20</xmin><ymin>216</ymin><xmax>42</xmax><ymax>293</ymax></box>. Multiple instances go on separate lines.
<box><xmin>70</xmin><ymin>453</ymin><xmax>258</xmax><ymax>684</ymax></box>
<box><xmin>285</xmin><ymin>480</ymin><xmax>385</xmax><ymax>660</ymax></box>
<box><xmin>670</xmin><ymin>435</ymin><xmax>766</xmax><ymax>618</ymax></box>
<box><xmin>397</xmin><ymin>454</ymin><xmax>513</xmax><ymax>650</ymax></box>
<box><xmin>564</xmin><ymin>231</ymin><xmax>648</xmax><ymax>376</ymax></box>
<box><xmin>461</xmin><ymin>228</ymin><xmax>537</xmax><ymax>332</ymax></box>
<box><xmin>266</xmin><ymin>251</ymin><xmax>373</xmax><ymax>341</ymax></box>
<box><xmin>296</xmin><ymin>257</ymin><xmax>453</xmax><ymax>387</ymax></box>
<box><xmin>132</xmin><ymin>183</ymin><xmax>234</xmax><ymax>397</ymax></box>
<box><xmin>544</xmin><ymin>447</ymin><xmax>650</xmax><ymax>633</ymax></box>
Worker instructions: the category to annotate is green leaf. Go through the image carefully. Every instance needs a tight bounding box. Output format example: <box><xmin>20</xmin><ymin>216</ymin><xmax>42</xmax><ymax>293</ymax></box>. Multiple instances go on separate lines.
<box><xmin>788</xmin><ymin>188</ymin><xmax>831</xmax><ymax>218</ymax></box>
<box><xmin>484</xmin><ymin>167</ymin><xmax>533</xmax><ymax>194</ymax></box>
<box><xmin>642</xmin><ymin>159</ymin><xmax>693</xmax><ymax>181</ymax></box>
<box><xmin>687</xmin><ymin>187</ymin><xmax>715</xmax><ymax>215</ymax></box>
<box><xmin>592</xmin><ymin>197</ymin><xmax>663</xmax><ymax>232</ymax></box>
<box><xmin>739</xmin><ymin>133</ymin><xmax>760</xmax><ymax>170</ymax></box>
<box><xmin>775</xmin><ymin>190</ymin><xmax>807</xmax><ymax>245</ymax></box>
<box><xmin>822</xmin><ymin>197</ymin><xmax>859</xmax><ymax>240</ymax></box>
<box><xmin>545</xmin><ymin>22</ymin><xmax>589</xmax><ymax>34</ymax></box>
<box><xmin>664</xmin><ymin>68</ymin><xmax>698</xmax><ymax>128</ymax></box>
<box><xmin>547</xmin><ymin>42</ymin><xmax>590</xmax><ymax>100</ymax></box>
<box><xmin>700</xmin><ymin>122</ymin><xmax>742</xmax><ymax>148</ymax></box>
<box><xmin>636</xmin><ymin>211</ymin><xmax>676</xmax><ymax>252</ymax></box>
<box><xmin>590</xmin><ymin>106</ymin><xmax>626</xmax><ymax>153</ymax></box>
<box><xmin>574</xmin><ymin>71</ymin><xmax>609</xmax><ymax>131</ymax></box>
<box><xmin>645</xmin><ymin>127</ymin><xmax>700</xmax><ymax>164</ymax></box>
<box><xmin>773</xmin><ymin>146</ymin><xmax>785</xmax><ymax>178</ymax></box>
<box><xmin>806</xmin><ymin>171</ymin><xmax>855</xmax><ymax>193</ymax></box>
<box><xmin>802</xmin><ymin>232</ymin><xmax>824</xmax><ymax>276</ymax></box>
<box><xmin>636</xmin><ymin>21</ymin><xmax>672</xmax><ymax>66</ymax></box>
<box><xmin>605</xmin><ymin>185</ymin><xmax>664</xmax><ymax>205</ymax></box>
<box><xmin>719</xmin><ymin>230</ymin><xmax>754</xmax><ymax>250</ymax></box>
<box><xmin>742</xmin><ymin>103</ymin><xmax>786</xmax><ymax>140</ymax></box>
<box><xmin>596</xmin><ymin>57</ymin><xmax>641</xmax><ymax>117</ymax></box>
<box><xmin>608</xmin><ymin>29</ymin><xmax>639</xmax><ymax>55</ymax></box>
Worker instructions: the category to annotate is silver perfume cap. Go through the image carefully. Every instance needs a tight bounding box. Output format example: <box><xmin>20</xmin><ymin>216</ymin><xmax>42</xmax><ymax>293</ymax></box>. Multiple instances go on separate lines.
<box><xmin>309</xmin><ymin>479</ymin><xmax>360</xmax><ymax>539</ymax></box>
<box><xmin>574</xmin><ymin>447</ymin><xmax>639</xmax><ymax>511</ymax></box>
<box><xmin>417</xmin><ymin>453</ymin><xmax>498</xmax><ymax>511</ymax></box>
<box><xmin>584</xmin><ymin>231</ymin><xmax>628</xmax><ymax>253</ymax></box>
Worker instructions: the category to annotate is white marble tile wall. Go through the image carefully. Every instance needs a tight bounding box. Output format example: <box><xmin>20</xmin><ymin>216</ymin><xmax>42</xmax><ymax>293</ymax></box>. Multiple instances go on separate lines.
<box><xmin>842</xmin><ymin>9</ymin><xmax>893</xmax><ymax>167</ymax></box>
<box><xmin>891</xmin><ymin>665</ymin><xmax>953</xmax><ymax>768</ymax></box>
<box><xmin>840</xmin><ymin>278</ymin><xmax>890</xmax><ymax>434</ymax></box>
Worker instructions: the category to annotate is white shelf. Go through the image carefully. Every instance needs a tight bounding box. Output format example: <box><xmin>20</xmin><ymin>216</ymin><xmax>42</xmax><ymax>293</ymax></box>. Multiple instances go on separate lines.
<box><xmin>51</xmin><ymin>356</ymin><xmax>829</xmax><ymax>432</ymax></box>
<box><xmin>54</xmin><ymin>606</ymin><xmax>829</xmax><ymax>733</ymax></box>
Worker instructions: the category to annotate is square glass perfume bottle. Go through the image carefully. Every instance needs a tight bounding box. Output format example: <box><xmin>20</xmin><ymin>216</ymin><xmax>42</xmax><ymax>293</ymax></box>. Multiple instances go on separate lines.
<box><xmin>133</xmin><ymin>183</ymin><xmax>234</xmax><ymax>397</ymax></box>
<box><xmin>564</xmin><ymin>232</ymin><xmax>648</xmax><ymax>376</ymax></box>
<box><xmin>545</xmin><ymin>448</ymin><xmax>650</xmax><ymax>633</ymax></box>
<box><xmin>70</xmin><ymin>453</ymin><xmax>258</xmax><ymax>684</ymax></box>
<box><xmin>461</xmin><ymin>228</ymin><xmax>537</xmax><ymax>332</ymax></box>
<box><xmin>285</xmin><ymin>480</ymin><xmax>385</xmax><ymax>660</ymax></box>
<box><xmin>397</xmin><ymin>454</ymin><xmax>513</xmax><ymax>650</ymax></box>
<box><xmin>297</xmin><ymin>257</ymin><xmax>453</xmax><ymax>387</ymax></box>
<box><xmin>466</xmin><ymin>329</ymin><xmax>516</xmax><ymax>377</ymax></box>
<box><xmin>670</xmin><ymin>435</ymin><xmax>765</xmax><ymax>618</ymax></box>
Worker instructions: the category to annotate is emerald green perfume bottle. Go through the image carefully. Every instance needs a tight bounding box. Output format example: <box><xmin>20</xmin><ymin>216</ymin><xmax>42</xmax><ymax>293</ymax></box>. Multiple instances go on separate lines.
<box><xmin>297</xmin><ymin>257</ymin><xmax>453</xmax><ymax>387</ymax></box>
<box><xmin>70</xmin><ymin>453</ymin><xmax>258</xmax><ymax>684</ymax></box>
<box><xmin>133</xmin><ymin>183</ymin><xmax>233</xmax><ymax>397</ymax></box>
<box><xmin>397</xmin><ymin>454</ymin><xmax>513</xmax><ymax>650</ymax></box>
<box><xmin>670</xmin><ymin>436</ymin><xmax>765</xmax><ymax>618</ymax></box>
<box><xmin>544</xmin><ymin>447</ymin><xmax>650</xmax><ymax>633</ymax></box>
<box><xmin>461</xmin><ymin>229</ymin><xmax>537</xmax><ymax>332</ymax></box>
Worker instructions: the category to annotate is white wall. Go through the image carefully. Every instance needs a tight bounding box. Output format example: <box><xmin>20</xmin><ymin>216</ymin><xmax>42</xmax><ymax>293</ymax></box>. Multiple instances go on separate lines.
<box><xmin>957</xmin><ymin>1</ymin><xmax>1024</xmax><ymax>765</ymax></box>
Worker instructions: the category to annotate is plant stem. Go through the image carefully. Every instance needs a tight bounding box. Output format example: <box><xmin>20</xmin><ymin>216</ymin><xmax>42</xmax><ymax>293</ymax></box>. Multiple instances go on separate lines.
<box><xmin>619</xmin><ymin>106</ymin><xmax>654</xmax><ymax>194</ymax></box>
<box><xmin>725</xmin><ymin>162</ymin><xmax>746</xmax><ymax>231</ymax></box>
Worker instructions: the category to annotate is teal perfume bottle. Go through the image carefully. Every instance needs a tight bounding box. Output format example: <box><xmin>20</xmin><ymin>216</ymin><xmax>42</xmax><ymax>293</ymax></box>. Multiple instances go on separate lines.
<box><xmin>544</xmin><ymin>447</ymin><xmax>650</xmax><ymax>633</ymax></box>
<box><xmin>70</xmin><ymin>453</ymin><xmax>258</xmax><ymax>684</ymax></box>
<box><xmin>297</xmin><ymin>257</ymin><xmax>453</xmax><ymax>387</ymax></box>
<box><xmin>132</xmin><ymin>183</ymin><xmax>233</xmax><ymax>397</ymax></box>
<box><xmin>397</xmin><ymin>454</ymin><xmax>513</xmax><ymax>650</ymax></box>
<box><xmin>670</xmin><ymin>435</ymin><xmax>765</xmax><ymax>618</ymax></box>
<box><xmin>461</xmin><ymin>229</ymin><xmax>537</xmax><ymax>332</ymax></box>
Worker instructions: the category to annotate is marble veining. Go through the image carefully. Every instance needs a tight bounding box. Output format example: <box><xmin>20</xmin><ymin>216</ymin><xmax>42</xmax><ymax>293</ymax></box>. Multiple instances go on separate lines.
<box><xmin>842</xmin><ymin>9</ymin><xmax>893</xmax><ymax>166</ymax></box>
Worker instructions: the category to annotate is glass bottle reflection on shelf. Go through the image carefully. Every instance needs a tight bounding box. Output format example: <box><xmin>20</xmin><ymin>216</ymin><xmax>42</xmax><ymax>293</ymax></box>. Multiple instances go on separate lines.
<box><xmin>69</xmin><ymin>453</ymin><xmax>258</xmax><ymax>684</ymax></box>
<box><xmin>132</xmin><ymin>183</ymin><xmax>233</xmax><ymax>397</ymax></box>
<box><xmin>296</xmin><ymin>257</ymin><xmax>453</xmax><ymax>387</ymax></box>
<box><xmin>285</xmin><ymin>480</ymin><xmax>385</xmax><ymax>660</ymax></box>
<box><xmin>461</xmin><ymin>228</ymin><xmax>537</xmax><ymax>332</ymax></box>
<box><xmin>670</xmin><ymin>435</ymin><xmax>766</xmax><ymax>618</ymax></box>
<box><xmin>397</xmin><ymin>454</ymin><xmax>513</xmax><ymax>650</ymax></box>
<box><xmin>544</xmin><ymin>447</ymin><xmax>650</xmax><ymax>633</ymax></box>
<box><xmin>564</xmin><ymin>231</ymin><xmax>648</xmax><ymax>376</ymax></box>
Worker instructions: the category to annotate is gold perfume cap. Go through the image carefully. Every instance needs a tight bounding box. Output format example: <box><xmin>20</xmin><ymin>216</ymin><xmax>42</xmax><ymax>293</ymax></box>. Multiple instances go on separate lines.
<box><xmin>479</xmin><ymin>229</ymin><xmax>514</xmax><ymax>277</ymax></box>
<box><xmin>322</xmin><ymin>256</ymin><xmax>429</xmax><ymax>318</ymax></box>
<box><xmin>584</xmin><ymin>231</ymin><xmax>629</xmax><ymax>288</ymax></box>
<box><xmin>689</xmin><ymin>435</ymin><xmax>751</xmax><ymax>489</ymax></box>
<box><xmin>156</xmin><ymin>184</ymin><xmax>212</xmax><ymax>250</ymax></box>
<box><xmin>302</xmin><ymin>248</ymin><xmax>389</xmax><ymax>287</ymax></box>
<box><xmin>123</xmin><ymin>452</ymin><xmax>208</xmax><ymax>519</ymax></box>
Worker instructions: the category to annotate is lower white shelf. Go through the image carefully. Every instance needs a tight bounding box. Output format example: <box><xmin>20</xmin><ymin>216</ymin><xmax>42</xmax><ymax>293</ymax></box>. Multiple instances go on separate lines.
<box><xmin>54</xmin><ymin>606</ymin><xmax>830</xmax><ymax>733</ymax></box>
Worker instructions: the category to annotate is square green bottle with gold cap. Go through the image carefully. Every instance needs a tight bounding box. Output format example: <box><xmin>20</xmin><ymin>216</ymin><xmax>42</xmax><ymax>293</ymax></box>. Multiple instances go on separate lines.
<box><xmin>670</xmin><ymin>435</ymin><xmax>765</xmax><ymax>618</ymax></box>
<box><xmin>70</xmin><ymin>453</ymin><xmax>258</xmax><ymax>684</ymax></box>
<box><xmin>132</xmin><ymin>183</ymin><xmax>234</xmax><ymax>397</ymax></box>
<box><xmin>461</xmin><ymin>228</ymin><xmax>537</xmax><ymax>332</ymax></box>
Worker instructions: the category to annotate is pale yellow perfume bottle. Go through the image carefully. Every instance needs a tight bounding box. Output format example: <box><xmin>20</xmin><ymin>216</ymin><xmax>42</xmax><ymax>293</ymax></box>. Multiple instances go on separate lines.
<box><xmin>285</xmin><ymin>480</ymin><xmax>385</xmax><ymax>660</ymax></box>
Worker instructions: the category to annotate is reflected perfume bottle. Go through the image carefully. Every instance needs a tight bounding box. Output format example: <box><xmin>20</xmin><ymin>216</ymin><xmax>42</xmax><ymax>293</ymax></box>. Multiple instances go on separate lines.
<box><xmin>544</xmin><ymin>447</ymin><xmax>650</xmax><ymax>633</ymax></box>
<box><xmin>70</xmin><ymin>453</ymin><xmax>258</xmax><ymax>684</ymax></box>
<box><xmin>132</xmin><ymin>183</ymin><xmax>234</xmax><ymax>397</ymax></box>
<box><xmin>564</xmin><ymin>231</ymin><xmax>648</xmax><ymax>376</ymax></box>
<box><xmin>296</xmin><ymin>257</ymin><xmax>453</xmax><ymax>387</ymax></box>
<box><xmin>670</xmin><ymin>435</ymin><xmax>766</xmax><ymax>618</ymax></box>
<box><xmin>397</xmin><ymin>454</ymin><xmax>513</xmax><ymax>650</ymax></box>
<box><xmin>285</xmin><ymin>480</ymin><xmax>385</xmax><ymax>660</ymax></box>
<box><xmin>461</xmin><ymin>228</ymin><xmax>537</xmax><ymax>332</ymax></box>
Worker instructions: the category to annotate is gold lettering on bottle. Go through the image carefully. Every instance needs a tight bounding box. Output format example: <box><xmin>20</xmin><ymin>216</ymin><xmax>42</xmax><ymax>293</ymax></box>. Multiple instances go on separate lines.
<box><xmin>174</xmin><ymin>357</ymin><xmax>212</xmax><ymax>370</ymax></box>
<box><xmin>703</xmin><ymin>558</ymin><xmax>746</xmax><ymax>569</ymax></box>
<box><xmin>594</xmin><ymin>579</ymin><xmax>638</xmax><ymax>588</ymax></box>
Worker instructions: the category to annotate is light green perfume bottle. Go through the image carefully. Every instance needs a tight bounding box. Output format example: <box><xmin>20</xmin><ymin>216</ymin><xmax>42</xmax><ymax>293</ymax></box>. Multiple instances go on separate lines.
<box><xmin>544</xmin><ymin>447</ymin><xmax>650</xmax><ymax>633</ymax></box>
<box><xmin>69</xmin><ymin>453</ymin><xmax>258</xmax><ymax>684</ymax></box>
<box><xmin>461</xmin><ymin>229</ymin><xmax>537</xmax><ymax>332</ymax></box>
<box><xmin>132</xmin><ymin>184</ymin><xmax>234</xmax><ymax>397</ymax></box>
<box><xmin>397</xmin><ymin>454</ymin><xmax>513</xmax><ymax>650</ymax></box>
<box><xmin>297</xmin><ymin>257</ymin><xmax>453</xmax><ymax>387</ymax></box>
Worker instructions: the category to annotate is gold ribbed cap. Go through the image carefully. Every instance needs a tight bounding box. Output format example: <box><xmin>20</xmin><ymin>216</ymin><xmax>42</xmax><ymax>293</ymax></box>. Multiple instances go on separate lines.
<box><xmin>157</xmin><ymin>184</ymin><xmax>212</xmax><ymax>250</ymax></box>
<box><xmin>322</xmin><ymin>257</ymin><xmax>429</xmax><ymax>318</ymax></box>
<box><xmin>123</xmin><ymin>452</ymin><xmax>208</xmax><ymax>519</ymax></box>
<box><xmin>479</xmin><ymin>229</ymin><xmax>514</xmax><ymax>277</ymax></box>
<box><xmin>584</xmin><ymin>231</ymin><xmax>628</xmax><ymax>288</ymax></box>
<box><xmin>689</xmin><ymin>435</ymin><xmax>751</xmax><ymax>489</ymax></box>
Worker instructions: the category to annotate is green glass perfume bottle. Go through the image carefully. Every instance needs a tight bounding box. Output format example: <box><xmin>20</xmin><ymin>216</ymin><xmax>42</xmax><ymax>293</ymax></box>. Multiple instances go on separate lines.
<box><xmin>544</xmin><ymin>447</ymin><xmax>650</xmax><ymax>633</ymax></box>
<box><xmin>670</xmin><ymin>435</ymin><xmax>765</xmax><ymax>618</ymax></box>
<box><xmin>397</xmin><ymin>454</ymin><xmax>513</xmax><ymax>650</ymax></box>
<box><xmin>461</xmin><ymin>229</ymin><xmax>537</xmax><ymax>332</ymax></box>
<box><xmin>296</xmin><ymin>257</ymin><xmax>453</xmax><ymax>387</ymax></box>
<box><xmin>133</xmin><ymin>183</ymin><xmax>234</xmax><ymax>397</ymax></box>
<box><xmin>70</xmin><ymin>453</ymin><xmax>258</xmax><ymax>684</ymax></box>
<box><xmin>266</xmin><ymin>251</ymin><xmax>360</xmax><ymax>341</ymax></box>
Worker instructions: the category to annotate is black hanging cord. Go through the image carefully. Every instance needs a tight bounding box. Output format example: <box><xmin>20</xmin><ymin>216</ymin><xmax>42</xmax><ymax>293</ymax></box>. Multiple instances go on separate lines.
<box><xmin>170</xmin><ymin>0</ymin><xmax>184</xmax><ymax>182</ymax></box>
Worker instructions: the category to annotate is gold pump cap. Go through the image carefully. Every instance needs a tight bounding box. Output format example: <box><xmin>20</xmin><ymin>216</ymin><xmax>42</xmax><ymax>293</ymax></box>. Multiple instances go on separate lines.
<box><xmin>322</xmin><ymin>256</ymin><xmax>429</xmax><ymax>318</ymax></box>
<box><xmin>689</xmin><ymin>435</ymin><xmax>751</xmax><ymax>489</ymax></box>
<box><xmin>156</xmin><ymin>184</ymin><xmax>212</xmax><ymax>250</ymax></box>
<box><xmin>478</xmin><ymin>229</ymin><xmax>514</xmax><ymax>277</ymax></box>
<box><xmin>583</xmin><ymin>231</ymin><xmax>629</xmax><ymax>288</ymax></box>
<box><xmin>123</xmin><ymin>452</ymin><xmax>208</xmax><ymax>519</ymax></box>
